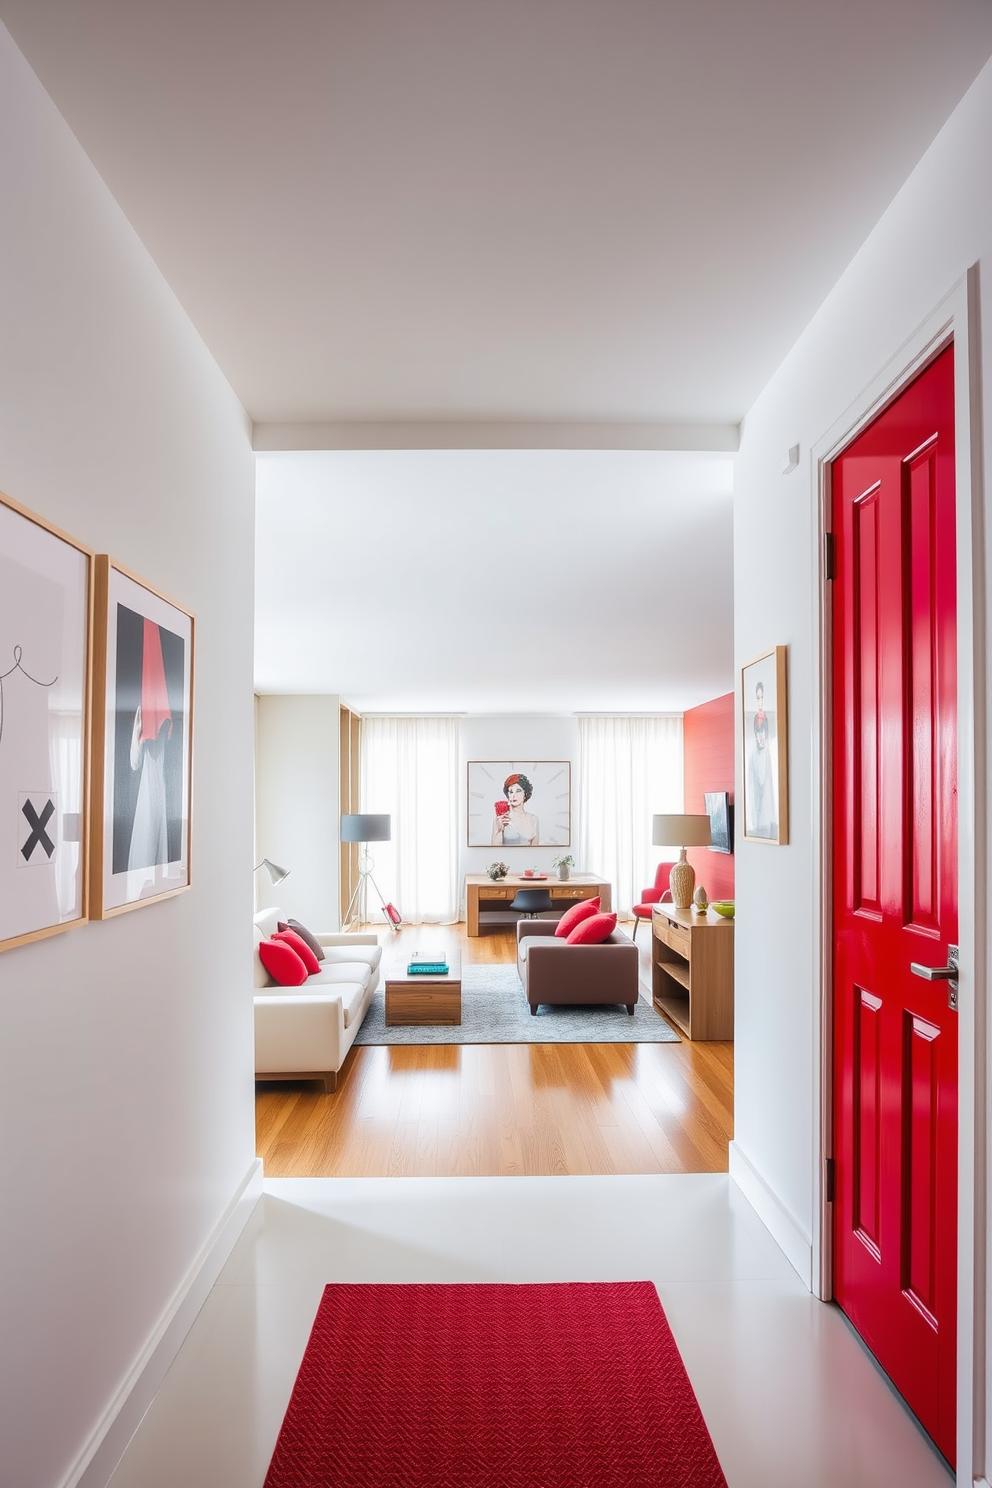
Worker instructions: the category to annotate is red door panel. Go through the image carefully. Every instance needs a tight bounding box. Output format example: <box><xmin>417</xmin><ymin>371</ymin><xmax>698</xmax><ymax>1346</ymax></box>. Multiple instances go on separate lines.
<box><xmin>832</xmin><ymin>345</ymin><xmax>957</xmax><ymax>1464</ymax></box>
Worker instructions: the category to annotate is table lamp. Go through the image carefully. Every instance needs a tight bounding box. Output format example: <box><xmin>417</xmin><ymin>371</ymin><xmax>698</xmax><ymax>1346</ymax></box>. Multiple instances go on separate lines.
<box><xmin>652</xmin><ymin>814</ymin><xmax>712</xmax><ymax>910</ymax></box>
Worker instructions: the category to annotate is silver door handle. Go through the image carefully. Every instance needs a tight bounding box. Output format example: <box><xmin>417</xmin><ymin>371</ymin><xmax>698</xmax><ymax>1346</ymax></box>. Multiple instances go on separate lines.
<box><xmin>910</xmin><ymin>944</ymin><xmax>959</xmax><ymax>981</ymax></box>
<box><xmin>910</xmin><ymin>945</ymin><xmax>959</xmax><ymax>1010</ymax></box>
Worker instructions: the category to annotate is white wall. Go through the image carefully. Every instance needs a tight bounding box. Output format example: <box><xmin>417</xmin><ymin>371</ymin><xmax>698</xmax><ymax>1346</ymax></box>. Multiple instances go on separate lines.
<box><xmin>733</xmin><ymin>49</ymin><xmax>992</xmax><ymax>1461</ymax></box>
<box><xmin>459</xmin><ymin>716</ymin><xmax>580</xmax><ymax>896</ymax></box>
<box><xmin>0</xmin><ymin>26</ymin><xmax>257</xmax><ymax>1488</ymax></box>
<box><xmin>255</xmin><ymin>695</ymin><xmax>341</xmax><ymax>927</ymax></box>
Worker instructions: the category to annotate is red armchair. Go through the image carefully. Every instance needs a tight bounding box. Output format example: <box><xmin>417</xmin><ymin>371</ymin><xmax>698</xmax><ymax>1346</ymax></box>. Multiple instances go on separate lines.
<box><xmin>631</xmin><ymin>862</ymin><xmax>676</xmax><ymax>940</ymax></box>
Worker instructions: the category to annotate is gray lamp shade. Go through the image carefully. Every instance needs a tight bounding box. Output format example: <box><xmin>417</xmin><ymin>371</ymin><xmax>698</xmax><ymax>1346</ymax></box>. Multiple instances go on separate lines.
<box><xmin>652</xmin><ymin>813</ymin><xmax>712</xmax><ymax>848</ymax></box>
<box><xmin>340</xmin><ymin>813</ymin><xmax>391</xmax><ymax>843</ymax></box>
<box><xmin>254</xmin><ymin>858</ymin><xmax>291</xmax><ymax>885</ymax></box>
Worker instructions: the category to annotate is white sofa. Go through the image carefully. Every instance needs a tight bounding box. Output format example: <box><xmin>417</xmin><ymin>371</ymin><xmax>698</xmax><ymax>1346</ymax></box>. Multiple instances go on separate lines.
<box><xmin>253</xmin><ymin>907</ymin><xmax>381</xmax><ymax>1093</ymax></box>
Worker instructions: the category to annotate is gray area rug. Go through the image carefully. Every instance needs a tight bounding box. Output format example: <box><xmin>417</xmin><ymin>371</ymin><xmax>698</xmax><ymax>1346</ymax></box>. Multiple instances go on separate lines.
<box><xmin>354</xmin><ymin>963</ymin><xmax>680</xmax><ymax>1045</ymax></box>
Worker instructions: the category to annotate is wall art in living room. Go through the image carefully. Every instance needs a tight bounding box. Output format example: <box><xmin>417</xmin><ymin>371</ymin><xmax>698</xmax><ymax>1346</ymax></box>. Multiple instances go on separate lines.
<box><xmin>90</xmin><ymin>556</ymin><xmax>194</xmax><ymax>916</ymax></box>
<box><xmin>467</xmin><ymin>760</ymin><xmax>570</xmax><ymax>847</ymax></box>
<box><xmin>741</xmin><ymin>645</ymin><xmax>788</xmax><ymax>845</ymax></box>
<box><xmin>0</xmin><ymin>491</ymin><xmax>91</xmax><ymax>953</ymax></box>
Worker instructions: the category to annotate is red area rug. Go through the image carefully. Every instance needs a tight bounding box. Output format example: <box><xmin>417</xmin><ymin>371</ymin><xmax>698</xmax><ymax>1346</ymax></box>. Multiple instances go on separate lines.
<box><xmin>264</xmin><ymin>1281</ymin><xmax>727</xmax><ymax>1488</ymax></box>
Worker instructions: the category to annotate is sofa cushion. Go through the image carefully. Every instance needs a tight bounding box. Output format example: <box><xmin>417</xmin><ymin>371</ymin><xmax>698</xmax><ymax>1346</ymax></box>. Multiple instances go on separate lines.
<box><xmin>254</xmin><ymin>907</ymin><xmax>282</xmax><ymax>940</ymax></box>
<box><xmin>258</xmin><ymin>938</ymin><xmax>309</xmax><ymax>986</ymax></box>
<box><xmin>566</xmin><ymin>911</ymin><xmax>618</xmax><ymax>945</ymax></box>
<box><xmin>554</xmin><ymin>896</ymin><xmax>600</xmax><ymax>938</ymax></box>
<box><xmin>337</xmin><ymin>979</ymin><xmax>370</xmax><ymax>1030</ymax></box>
<box><xmin>308</xmin><ymin>961</ymin><xmax>373</xmax><ymax>988</ymax></box>
<box><xmin>279</xmin><ymin>917</ymin><xmax>325</xmax><ymax>962</ymax></box>
<box><xmin>321</xmin><ymin>944</ymin><xmax>382</xmax><ymax>973</ymax></box>
<box><xmin>273</xmin><ymin>928</ymin><xmax>321</xmax><ymax>975</ymax></box>
<box><xmin>519</xmin><ymin>936</ymin><xmax>571</xmax><ymax>962</ymax></box>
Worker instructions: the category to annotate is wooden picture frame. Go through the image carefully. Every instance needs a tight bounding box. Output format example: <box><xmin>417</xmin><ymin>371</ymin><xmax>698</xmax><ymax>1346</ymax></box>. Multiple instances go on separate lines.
<box><xmin>467</xmin><ymin>760</ymin><xmax>571</xmax><ymax>847</ymax></box>
<box><xmin>90</xmin><ymin>556</ymin><xmax>194</xmax><ymax>917</ymax></box>
<box><xmin>0</xmin><ymin>491</ymin><xmax>92</xmax><ymax>953</ymax></box>
<box><xmin>741</xmin><ymin>645</ymin><xmax>788</xmax><ymax>845</ymax></box>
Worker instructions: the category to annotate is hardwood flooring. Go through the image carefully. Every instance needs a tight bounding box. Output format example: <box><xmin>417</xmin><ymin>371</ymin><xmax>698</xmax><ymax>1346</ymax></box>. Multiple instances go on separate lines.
<box><xmin>255</xmin><ymin>924</ymin><xmax>734</xmax><ymax>1178</ymax></box>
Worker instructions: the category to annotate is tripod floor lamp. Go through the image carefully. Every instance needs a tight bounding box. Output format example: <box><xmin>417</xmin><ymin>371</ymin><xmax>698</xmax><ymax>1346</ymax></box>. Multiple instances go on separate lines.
<box><xmin>340</xmin><ymin>814</ymin><xmax>391</xmax><ymax>928</ymax></box>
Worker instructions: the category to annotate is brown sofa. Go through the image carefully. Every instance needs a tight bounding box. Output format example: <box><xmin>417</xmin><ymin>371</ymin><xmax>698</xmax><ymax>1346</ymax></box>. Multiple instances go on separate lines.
<box><xmin>516</xmin><ymin>920</ymin><xmax>640</xmax><ymax>1015</ymax></box>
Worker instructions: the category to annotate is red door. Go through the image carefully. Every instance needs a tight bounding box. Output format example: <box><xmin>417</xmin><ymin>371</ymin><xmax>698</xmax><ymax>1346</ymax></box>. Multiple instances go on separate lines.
<box><xmin>831</xmin><ymin>345</ymin><xmax>958</xmax><ymax>1463</ymax></box>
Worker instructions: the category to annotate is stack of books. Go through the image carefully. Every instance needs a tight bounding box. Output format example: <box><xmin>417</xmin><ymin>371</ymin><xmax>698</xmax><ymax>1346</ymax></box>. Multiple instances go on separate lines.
<box><xmin>407</xmin><ymin>951</ymin><xmax>449</xmax><ymax>976</ymax></box>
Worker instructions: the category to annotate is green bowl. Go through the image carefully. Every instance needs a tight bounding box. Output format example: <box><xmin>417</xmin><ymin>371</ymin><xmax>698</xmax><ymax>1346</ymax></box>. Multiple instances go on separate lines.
<box><xmin>711</xmin><ymin>901</ymin><xmax>735</xmax><ymax>918</ymax></box>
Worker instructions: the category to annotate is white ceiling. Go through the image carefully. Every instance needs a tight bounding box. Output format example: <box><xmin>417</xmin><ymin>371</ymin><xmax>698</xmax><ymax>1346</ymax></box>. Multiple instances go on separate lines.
<box><xmin>4</xmin><ymin>2</ymin><xmax>991</xmax><ymax>710</ymax></box>
<box><xmin>255</xmin><ymin>450</ymin><xmax>733</xmax><ymax>712</ymax></box>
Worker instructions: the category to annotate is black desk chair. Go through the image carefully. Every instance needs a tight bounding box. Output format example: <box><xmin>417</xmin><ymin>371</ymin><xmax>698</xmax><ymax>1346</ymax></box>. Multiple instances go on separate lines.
<box><xmin>509</xmin><ymin>888</ymin><xmax>554</xmax><ymax>919</ymax></box>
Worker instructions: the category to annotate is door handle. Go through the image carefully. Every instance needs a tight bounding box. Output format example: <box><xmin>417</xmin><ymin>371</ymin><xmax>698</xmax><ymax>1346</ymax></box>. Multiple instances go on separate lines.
<box><xmin>910</xmin><ymin>945</ymin><xmax>959</xmax><ymax>1009</ymax></box>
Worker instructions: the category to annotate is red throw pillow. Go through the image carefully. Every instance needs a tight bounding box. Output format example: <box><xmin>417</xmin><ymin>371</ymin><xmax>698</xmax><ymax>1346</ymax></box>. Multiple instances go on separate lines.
<box><xmin>258</xmin><ymin>938</ymin><xmax>309</xmax><ymax>986</ymax></box>
<box><xmin>273</xmin><ymin>928</ymin><xmax>320</xmax><ymax>976</ymax></box>
<box><xmin>555</xmin><ymin>897</ymin><xmax>600</xmax><ymax>938</ymax></box>
<box><xmin>566</xmin><ymin>911</ymin><xmax>617</xmax><ymax>945</ymax></box>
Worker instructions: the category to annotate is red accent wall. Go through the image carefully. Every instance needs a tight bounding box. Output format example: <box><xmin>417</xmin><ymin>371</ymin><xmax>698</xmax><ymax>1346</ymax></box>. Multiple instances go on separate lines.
<box><xmin>683</xmin><ymin>692</ymin><xmax>735</xmax><ymax>901</ymax></box>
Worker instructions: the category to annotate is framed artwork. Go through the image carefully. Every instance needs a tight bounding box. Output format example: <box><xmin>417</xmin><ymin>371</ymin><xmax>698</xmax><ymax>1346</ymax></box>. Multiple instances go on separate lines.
<box><xmin>704</xmin><ymin>790</ymin><xmax>733</xmax><ymax>854</ymax></box>
<box><xmin>0</xmin><ymin>491</ymin><xmax>92</xmax><ymax>953</ymax></box>
<box><xmin>467</xmin><ymin>761</ymin><xmax>571</xmax><ymax>848</ymax></box>
<box><xmin>741</xmin><ymin>646</ymin><xmax>788</xmax><ymax>845</ymax></box>
<box><xmin>90</xmin><ymin>557</ymin><xmax>194</xmax><ymax>917</ymax></box>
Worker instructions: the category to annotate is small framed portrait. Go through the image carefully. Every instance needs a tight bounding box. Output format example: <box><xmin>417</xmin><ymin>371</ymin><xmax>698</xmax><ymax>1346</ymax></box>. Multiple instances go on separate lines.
<box><xmin>0</xmin><ymin>491</ymin><xmax>92</xmax><ymax>953</ymax></box>
<box><xmin>91</xmin><ymin>557</ymin><xmax>194</xmax><ymax>917</ymax></box>
<box><xmin>741</xmin><ymin>646</ymin><xmax>788</xmax><ymax>845</ymax></box>
<box><xmin>467</xmin><ymin>761</ymin><xmax>571</xmax><ymax>848</ymax></box>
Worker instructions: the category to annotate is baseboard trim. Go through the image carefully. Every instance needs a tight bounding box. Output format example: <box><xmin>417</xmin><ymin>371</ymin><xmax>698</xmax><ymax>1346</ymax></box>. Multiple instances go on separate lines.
<box><xmin>729</xmin><ymin>1140</ymin><xmax>813</xmax><ymax>1289</ymax></box>
<box><xmin>64</xmin><ymin>1157</ymin><xmax>263</xmax><ymax>1488</ymax></box>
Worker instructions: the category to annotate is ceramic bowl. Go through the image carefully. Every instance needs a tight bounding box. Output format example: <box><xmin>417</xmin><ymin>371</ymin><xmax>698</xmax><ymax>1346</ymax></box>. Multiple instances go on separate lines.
<box><xmin>711</xmin><ymin>901</ymin><xmax>735</xmax><ymax>918</ymax></box>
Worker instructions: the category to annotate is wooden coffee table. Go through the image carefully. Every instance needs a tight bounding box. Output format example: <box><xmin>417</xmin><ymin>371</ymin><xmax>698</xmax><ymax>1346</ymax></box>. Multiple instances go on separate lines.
<box><xmin>384</xmin><ymin>950</ymin><xmax>462</xmax><ymax>1026</ymax></box>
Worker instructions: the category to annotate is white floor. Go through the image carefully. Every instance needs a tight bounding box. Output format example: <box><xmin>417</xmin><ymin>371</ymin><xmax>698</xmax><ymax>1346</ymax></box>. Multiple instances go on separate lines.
<box><xmin>107</xmin><ymin>1175</ymin><xmax>952</xmax><ymax>1488</ymax></box>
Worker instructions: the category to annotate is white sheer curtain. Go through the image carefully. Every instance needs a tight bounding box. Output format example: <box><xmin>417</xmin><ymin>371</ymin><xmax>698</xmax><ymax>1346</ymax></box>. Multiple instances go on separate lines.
<box><xmin>360</xmin><ymin>716</ymin><xmax>460</xmax><ymax>924</ymax></box>
<box><xmin>577</xmin><ymin>716</ymin><xmax>683</xmax><ymax>919</ymax></box>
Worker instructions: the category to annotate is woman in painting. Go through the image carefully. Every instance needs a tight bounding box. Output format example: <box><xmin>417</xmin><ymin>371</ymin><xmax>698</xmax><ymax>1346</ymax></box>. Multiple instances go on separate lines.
<box><xmin>491</xmin><ymin>772</ymin><xmax>540</xmax><ymax>846</ymax></box>
<box><xmin>749</xmin><ymin>710</ymin><xmax>774</xmax><ymax>837</ymax></box>
<box><xmin>127</xmin><ymin>618</ymin><xmax>173</xmax><ymax>870</ymax></box>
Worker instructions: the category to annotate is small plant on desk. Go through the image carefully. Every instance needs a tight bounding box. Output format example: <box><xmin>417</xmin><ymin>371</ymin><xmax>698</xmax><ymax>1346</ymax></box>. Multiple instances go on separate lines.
<box><xmin>486</xmin><ymin>861</ymin><xmax>509</xmax><ymax>880</ymax></box>
<box><xmin>552</xmin><ymin>853</ymin><xmax>574</xmax><ymax>880</ymax></box>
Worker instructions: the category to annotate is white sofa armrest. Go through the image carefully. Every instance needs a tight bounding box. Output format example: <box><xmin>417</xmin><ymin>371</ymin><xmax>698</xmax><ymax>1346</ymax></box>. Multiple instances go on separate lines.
<box><xmin>254</xmin><ymin>992</ymin><xmax>346</xmax><ymax>1075</ymax></box>
<box><xmin>315</xmin><ymin>932</ymin><xmax>378</xmax><ymax>947</ymax></box>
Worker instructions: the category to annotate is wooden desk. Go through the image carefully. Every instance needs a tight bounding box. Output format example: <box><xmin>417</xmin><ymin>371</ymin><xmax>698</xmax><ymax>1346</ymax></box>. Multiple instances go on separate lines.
<box><xmin>464</xmin><ymin>873</ymin><xmax>611</xmax><ymax>936</ymax></box>
<box><xmin>651</xmin><ymin>904</ymin><xmax>734</xmax><ymax>1040</ymax></box>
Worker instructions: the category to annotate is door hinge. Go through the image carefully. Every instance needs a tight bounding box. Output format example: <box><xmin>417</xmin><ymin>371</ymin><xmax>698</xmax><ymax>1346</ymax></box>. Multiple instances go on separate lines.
<box><xmin>825</xmin><ymin>1157</ymin><xmax>835</xmax><ymax>1203</ymax></box>
<box><xmin>824</xmin><ymin>532</ymin><xmax>836</xmax><ymax>580</ymax></box>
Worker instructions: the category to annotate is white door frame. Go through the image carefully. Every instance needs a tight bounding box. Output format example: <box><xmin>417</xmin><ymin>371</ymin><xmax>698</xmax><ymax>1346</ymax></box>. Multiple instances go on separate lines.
<box><xmin>809</xmin><ymin>268</ymin><xmax>987</xmax><ymax>1483</ymax></box>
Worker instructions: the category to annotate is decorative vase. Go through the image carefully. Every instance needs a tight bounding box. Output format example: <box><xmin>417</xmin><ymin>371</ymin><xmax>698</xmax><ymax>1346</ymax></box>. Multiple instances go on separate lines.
<box><xmin>669</xmin><ymin>848</ymin><xmax>695</xmax><ymax>910</ymax></box>
<box><xmin>556</xmin><ymin>865</ymin><xmax>570</xmax><ymax>880</ymax></box>
<box><xmin>693</xmin><ymin>885</ymin><xmax>709</xmax><ymax>912</ymax></box>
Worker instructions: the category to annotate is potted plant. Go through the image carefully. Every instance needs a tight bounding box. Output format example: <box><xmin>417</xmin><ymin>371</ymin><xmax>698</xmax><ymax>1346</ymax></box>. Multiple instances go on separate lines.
<box><xmin>552</xmin><ymin>853</ymin><xmax>574</xmax><ymax>881</ymax></box>
<box><xmin>486</xmin><ymin>861</ymin><xmax>509</xmax><ymax>881</ymax></box>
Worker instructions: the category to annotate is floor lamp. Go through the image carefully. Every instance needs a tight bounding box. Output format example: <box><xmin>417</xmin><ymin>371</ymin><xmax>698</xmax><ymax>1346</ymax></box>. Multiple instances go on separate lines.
<box><xmin>340</xmin><ymin>814</ymin><xmax>391</xmax><ymax>928</ymax></box>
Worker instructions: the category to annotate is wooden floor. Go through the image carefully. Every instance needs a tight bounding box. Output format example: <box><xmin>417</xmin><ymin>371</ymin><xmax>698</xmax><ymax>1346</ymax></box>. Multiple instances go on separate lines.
<box><xmin>256</xmin><ymin>923</ymin><xmax>734</xmax><ymax>1178</ymax></box>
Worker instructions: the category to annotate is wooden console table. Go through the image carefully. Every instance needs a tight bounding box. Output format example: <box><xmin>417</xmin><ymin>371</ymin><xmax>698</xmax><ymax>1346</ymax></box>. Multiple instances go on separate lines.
<box><xmin>651</xmin><ymin>904</ymin><xmax>734</xmax><ymax>1040</ymax></box>
<box><xmin>465</xmin><ymin>873</ymin><xmax>611</xmax><ymax>936</ymax></box>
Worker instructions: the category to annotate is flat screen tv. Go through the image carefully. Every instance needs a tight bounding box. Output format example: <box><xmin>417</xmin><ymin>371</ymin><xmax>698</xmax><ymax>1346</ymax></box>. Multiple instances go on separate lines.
<box><xmin>704</xmin><ymin>791</ymin><xmax>733</xmax><ymax>854</ymax></box>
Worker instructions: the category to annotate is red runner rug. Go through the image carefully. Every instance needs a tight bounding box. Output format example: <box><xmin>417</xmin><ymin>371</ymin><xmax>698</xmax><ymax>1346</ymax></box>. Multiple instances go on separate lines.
<box><xmin>264</xmin><ymin>1281</ymin><xmax>727</xmax><ymax>1488</ymax></box>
